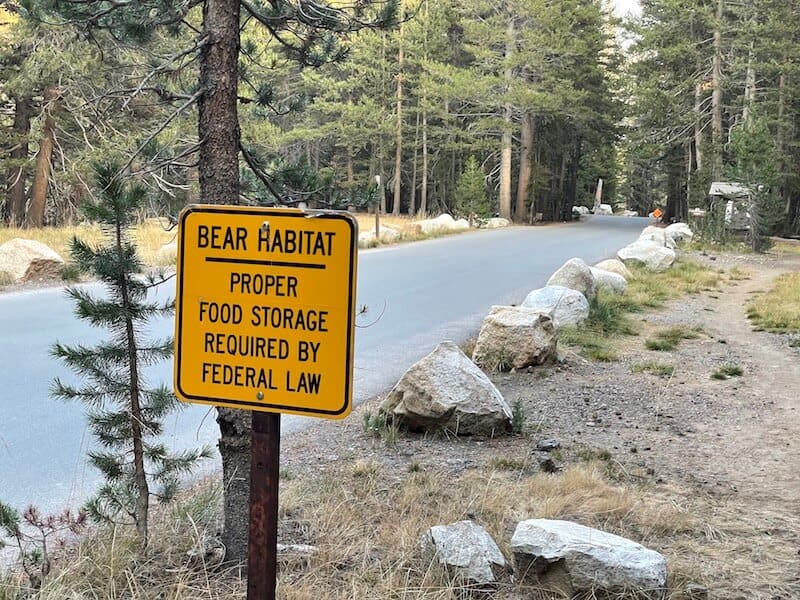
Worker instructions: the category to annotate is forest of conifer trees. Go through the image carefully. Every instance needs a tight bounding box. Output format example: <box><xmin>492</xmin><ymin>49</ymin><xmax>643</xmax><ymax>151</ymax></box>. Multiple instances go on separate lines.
<box><xmin>1</xmin><ymin>0</ymin><xmax>798</xmax><ymax>237</ymax></box>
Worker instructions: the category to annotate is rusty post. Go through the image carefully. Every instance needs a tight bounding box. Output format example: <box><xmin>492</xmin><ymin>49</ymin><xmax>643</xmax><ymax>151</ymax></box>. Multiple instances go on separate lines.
<box><xmin>247</xmin><ymin>411</ymin><xmax>281</xmax><ymax>600</ymax></box>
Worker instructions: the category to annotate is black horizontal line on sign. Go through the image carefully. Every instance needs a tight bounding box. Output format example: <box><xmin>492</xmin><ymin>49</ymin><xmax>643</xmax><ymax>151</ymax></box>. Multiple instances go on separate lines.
<box><xmin>204</xmin><ymin>256</ymin><xmax>327</xmax><ymax>270</ymax></box>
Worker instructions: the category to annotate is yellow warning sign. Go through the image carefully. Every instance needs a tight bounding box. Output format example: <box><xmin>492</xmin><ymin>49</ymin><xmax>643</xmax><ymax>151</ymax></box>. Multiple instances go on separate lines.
<box><xmin>173</xmin><ymin>205</ymin><xmax>358</xmax><ymax>418</ymax></box>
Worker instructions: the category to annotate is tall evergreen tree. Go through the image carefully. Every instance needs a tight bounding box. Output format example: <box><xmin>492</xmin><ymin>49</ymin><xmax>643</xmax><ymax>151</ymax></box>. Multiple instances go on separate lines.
<box><xmin>51</xmin><ymin>162</ymin><xmax>209</xmax><ymax>547</ymax></box>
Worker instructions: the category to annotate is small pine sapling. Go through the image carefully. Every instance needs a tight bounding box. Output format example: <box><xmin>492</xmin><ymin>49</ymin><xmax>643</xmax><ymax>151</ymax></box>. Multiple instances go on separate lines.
<box><xmin>50</xmin><ymin>162</ymin><xmax>211</xmax><ymax>548</ymax></box>
<box><xmin>0</xmin><ymin>501</ymin><xmax>86</xmax><ymax>590</ymax></box>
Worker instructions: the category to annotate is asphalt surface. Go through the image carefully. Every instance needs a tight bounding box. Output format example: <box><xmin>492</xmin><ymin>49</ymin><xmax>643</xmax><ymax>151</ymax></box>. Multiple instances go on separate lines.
<box><xmin>0</xmin><ymin>215</ymin><xmax>647</xmax><ymax>512</ymax></box>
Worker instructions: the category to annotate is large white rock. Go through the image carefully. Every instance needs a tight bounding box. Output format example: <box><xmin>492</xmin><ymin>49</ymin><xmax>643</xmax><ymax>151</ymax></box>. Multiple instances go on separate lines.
<box><xmin>472</xmin><ymin>306</ymin><xmax>557</xmax><ymax>371</ymax></box>
<box><xmin>453</xmin><ymin>218</ymin><xmax>470</xmax><ymax>231</ymax></box>
<box><xmin>421</xmin><ymin>520</ymin><xmax>509</xmax><ymax>589</ymax></box>
<box><xmin>379</xmin><ymin>341</ymin><xmax>512</xmax><ymax>435</ymax></box>
<box><xmin>572</xmin><ymin>206</ymin><xmax>590</xmax><ymax>216</ymax></box>
<box><xmin>521</xmin><ymin>286</ymin><xmax>590</xmax><ymax>329</ymax></box>
<box><xmin>617</xmin><ymin>241</ymin><xmax>676</xmax><ymax>272</ymax></box>
<box><xmin>0</xmin><ymin>238</ymin><xmax>65</xmax><ymax>283</ymax></box>
<box><xmin>594</xmin><ymin>204</ymin><xmax>613</xmax><ymax>215</ymax></box>
<box><xmin>482</xmin><ymin>217</ymin><xmax>511</xmax><ymax>228</ymax></box>
<box><xmin>594</xmin><ymin>258</ymin><xmax>632</xmax><ymax>279</ymax></box>
<box><xmin>418</xmin><ymin>214</ymin><xmax>462</xmax><ymax>234</ymax></box>
<box><xmin>511</xmin><ymin>519</ymin><xmax>667</xmax><ymax>599</ymax></box>
<box><xmin>639</xmin><ymin>226</ymin><xmax>676</xmax><ymax>249</ymax></box>
<box><xmin>665</xmin><ymin>222</ymin><xmax>694</xmax><ymax>244</ymax></box>
<box><xmin>621</xmin><ymin>210</ymin><xmax>639</xmax><ymax>217</ymax></box>
<box><xmin>358</xmin><ymin>225</ymin><xmax>401</xmax><ymax>245</ymax></box>
<box><xmin>546</xmin><ymin>258</ymin><xmax>597</xmax><ymax>301</ymax></box>
<box><xmin>589</xmin><ymin>267</ymin><xmax>627</xmax><ymax>295</ymax></box>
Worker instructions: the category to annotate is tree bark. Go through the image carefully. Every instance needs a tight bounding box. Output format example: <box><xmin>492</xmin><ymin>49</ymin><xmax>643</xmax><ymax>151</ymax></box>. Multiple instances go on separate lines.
<box><xmin>421</xmin><ymin>109</ymin><xmax>428</xmax><ymax>215</ymax></box>
<box><xmin>7</xmin><ymin>96</ymin><xmax>31</xmax><ymax>227</ymax></box>
<box><xmin>409</xmin><ymin>110</ymin><xmax>419</xmax><ymax>216</ymax></box>
<box><xmin>118</xmin><ymin>215</ymin><xmax>150</xmax><ymax>548</ymax></box>
<box><xmin>693</xmin><ymin>81</ymin><xmax>704</xmax><ymax>173</ymax></box>
<box><xmin>498</xmin><ymin>16</ymin><xmax>515</xmax><ymax>220</ymax></box>
<box><xmin>742</xmin><ymin>40</ymin><xmax>755</xmax><ymax>130</ymax></box>
<box><xmin>198</xmin><ymin>0</ymin><xmax>248</xmax><ymax>567</ymax></box>
<box><xmin>198</xmin><ymin>0</ymin><xmax>241</xmax><ymax>205</ymax></box>
<box><xmin>25</xmin><ymin>87</ymin><xmax>58</xmax><ymax>228</ymax></box>
<box><xmin>665</xmin><ymin>144</ymin><xmax>687</xmax><ymax>222</ymax></box>
<box><xmin>515</xmin><ymin>113</ymin><xmax>533</xmax><ymax>222</ymax></box>
<box><xmin>711</xmin><ymin>0</ymin><xmax>724</xmax><ymax>180</ymax></box>
<box><xmin>392</xmin><ymin>20</ymin><xmax>404</xmax><ymax>216</ymax></box>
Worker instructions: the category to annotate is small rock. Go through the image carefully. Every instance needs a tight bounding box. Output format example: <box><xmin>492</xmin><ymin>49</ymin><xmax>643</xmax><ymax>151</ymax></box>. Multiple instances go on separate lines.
<box><xmin>537</xmin><ymin>454</ymin><xmax>559</xmax><ymax>473</ymax></box>
<box><xmin>535</xmin><ymin>439</ymin><xmax>561</xmax><ymax>452</ymax></box>
<box><xmin>421</xmin><ymin>520</ymin><xmax>510</xmax><ymax>589</ymax></box>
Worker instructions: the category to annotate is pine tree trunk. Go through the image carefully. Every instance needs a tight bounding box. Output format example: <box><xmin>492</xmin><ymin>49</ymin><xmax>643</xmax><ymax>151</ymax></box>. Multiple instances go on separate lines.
<box><xmin>7</xmin><ymin>96</ymin><xmax>31</xmax><ymax>227</ymax></box>
<box><xmin>25</xmin><ymin>87</ymin><xmax>58</xmax><ymax>229</ymax></box>
<box><xmin>198</xmin><ymin>0</ymin><xmax>249</xmax><ymax>567</ymax></box>
<box><xmin>421</xmin><ymin>109</ymin><xmax>428</xmax><ymax>215</ymax></box>
<box><xmin>198</xmin><ymin>0</ymin><xmax>241</xmax><ymax>205</ymax></box>
<box><xmin>743</xmin><ymin>40</ymin><xmax>755</xmax><ymax>130</ymax></box>
<box><xmin>515</xmin><ymin>113</ymin><xmax>533</xmax><ymax>222</ymax></box>
<box><xmin>778</xmin><ymin>70</ymin><xmax>791</xmax><ymax>223</ymax></box>
<box><xmin>409</xmin><ymin>110</ymin><xmax>419</xmax><ymax>216</ymax></box>
<box><xmin>693</xmin><ymin>81</ymin><xmax>704</xmax><ymax>173</ymax></box>
<box><xmin>711</xmin><ymin>0</ymin><xmax>724</xmax><ymax>180</ymax></box>
<box><xmin>499</xmin><ymin>16</ymin><xmax>515</xmax><ymax>220</ymax></box>
<box><xmin>665</xmin><ymin>144</ymin><xmax>687</xmax><ymax>222</ymax></box>
<box><xmin>392</xmin><ymin>20</ymin><xmax>404</xmax><ymax>216</ymax></box>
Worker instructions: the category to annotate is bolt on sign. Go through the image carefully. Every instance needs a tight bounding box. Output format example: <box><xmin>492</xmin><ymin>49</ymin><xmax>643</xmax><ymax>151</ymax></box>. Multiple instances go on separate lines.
<box><xmin>173</xmin><ymin>205</ymin><xmax>358</xmax><ymax>418</ymax></box>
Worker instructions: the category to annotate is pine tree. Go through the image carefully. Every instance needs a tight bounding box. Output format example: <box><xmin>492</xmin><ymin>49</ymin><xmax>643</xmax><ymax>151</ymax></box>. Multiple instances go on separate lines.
<box><xmin>454</xmin><ymin>156</ymin><xmax>492</xmax><ymax>219</ymax></box>
<box><xmin>727</xmin><ymin>117</ymin><xmax>782</xmax><ymax>251</ymax></box>
<box><xmin>51</xmin><ymin>162</ymin><xmax>209</xmax><ymax>547</ymax></box>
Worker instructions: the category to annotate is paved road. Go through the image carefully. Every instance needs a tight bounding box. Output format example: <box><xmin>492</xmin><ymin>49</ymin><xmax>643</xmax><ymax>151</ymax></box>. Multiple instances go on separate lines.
<box><xmin>0</xmin><ymin>215</ymin><xmax>647</xmax><ymax>512</ymax></box>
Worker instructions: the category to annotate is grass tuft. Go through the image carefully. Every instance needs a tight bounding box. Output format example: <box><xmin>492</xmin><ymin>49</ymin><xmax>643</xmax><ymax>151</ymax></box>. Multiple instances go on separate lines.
<box><xmin>746</xmin><ymin>273</ymin><xmax>800</xmax><ymax>332</ymax></box>
<box><xmin>645</xmin><ymin>326</ymin><xmax>702</xmax><ymax>351</ymax></box>
<box><xmin>631</xmin><ymin>361</ymin><xmax>676</xmax><ymax>377</ymax></box>
<box><xmin>711</xmin><ymin>365</ymin><xmax>744</xmax><ymax>380</ymax></box>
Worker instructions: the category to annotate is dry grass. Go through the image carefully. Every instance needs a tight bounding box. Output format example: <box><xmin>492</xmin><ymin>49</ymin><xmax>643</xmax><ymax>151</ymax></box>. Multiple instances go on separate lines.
<box><xmin>746</xmin><ymin>272</ymin><xmax>800</xmax><ymax>332</ymax></box>
<box><xmin>0</xmin><ymin>221</ymin><xmax>176</xmax><ymax>269</ymax></box>
<box><xmin>354</xmin><ymin>213</ymin><xmax>474</xmax><ymax>249</ymax></box>
<box><xmin>1</xmin><ymin>462</ymin><xmax>692</xmax><ymax>600</ymax></box>
<box><xmin>0</xmin><ymin>214</ymin><xmax>460</xmax><ymax>268</ymax></box>
<box><xmin>4</xmin><ymin>422</ymin><xmax>796</xmax><ymax>599</ymax></box>
<box><xmin>771</xmin><ymin>239</ymin><xmax>800</xmax><ymax>255</ymax></box>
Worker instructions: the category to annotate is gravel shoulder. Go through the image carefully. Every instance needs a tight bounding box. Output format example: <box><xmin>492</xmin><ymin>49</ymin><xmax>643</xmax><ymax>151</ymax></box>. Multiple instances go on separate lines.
<box><xmin>280</xmin><ymin>250</ymin><xmax>800</xmax><ymax>599</ymax></box>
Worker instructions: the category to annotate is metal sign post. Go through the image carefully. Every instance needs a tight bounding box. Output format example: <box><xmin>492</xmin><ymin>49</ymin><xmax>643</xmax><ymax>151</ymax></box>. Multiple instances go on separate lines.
<box><xmin>173</xmin><ymin>205</ymin><xmax>358</xmax><ymax>599</ymax></box>
<box><xmin>247</xmin><ymin>411</ymin><xmax>281</xmax><ymax>600</ymax></box>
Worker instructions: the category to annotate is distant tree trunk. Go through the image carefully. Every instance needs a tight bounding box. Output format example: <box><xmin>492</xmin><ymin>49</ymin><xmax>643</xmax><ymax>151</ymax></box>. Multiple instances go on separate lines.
<box><xmin>778</xmin><ymin>70</ymin><xmax>791</xmax><ymax>224</ymax></box>
<box><xmin>711</xmin><ymin>0</ymin><xmax>724</xmax><ymax>180</ymax></box>
<box><xmin>498</xmin><ymin>17</ymin><xmax>515</xmax><ymax>220</ymax></box>
<box><xmin>198</xmin><ymin>0</ymin><xmax>249</xmax><ymax>567</ymax></box>
<box><xmin>7</xmin><ymin>96</ymin><xmax>31</xmax><ymax>227</ymax></box>
<box><xmin>665</xmin><ymin>144</ymin><xmax>688</xmax><ymax>222</ymax></box>
<box><xmin>563</xmin><ymin>137</ymin><xmax>581</xmax><ymax>220</ymax></box>
<box><xmin>409</xmin><ymin>110</ymin><xmax>419</xmax><ymax>216</ymax></box>
<box><xmin>693</xmin><ymin>81</ymin><xmax>704</xmax><ymax>173</ymax></box>
<box><xmin>392</xmin><ymin>20</ymin><xmax>404</xmax><ymax>216</ymax></box>
<box><xmin>346</xmin><ymin>146</ymin><xmax>354</xmax><ymax>187</ymax></box>
<box><xmin>421</xmin><ymin>109</ymin><xmax>428</xmax><ymax>215</ymax></box>
<box><xmin>25</xmin><ymin>87</ymin><xmax>58</xmax><ymax>229</ymax></box>
<box><xmin>742</xmin><ymin>40</ymin><xmax>756</xmax><ymax>130</ymax></box>
<box><xmin>515</xmin><ymin>113</ymin><xmax>533</xmax><ymax>222</ymax></box>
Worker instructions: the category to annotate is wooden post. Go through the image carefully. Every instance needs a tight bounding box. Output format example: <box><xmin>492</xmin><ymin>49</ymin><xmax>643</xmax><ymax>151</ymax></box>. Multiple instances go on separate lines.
<box><xmin>247</xmin><ymin>411</ymin><xmax>281</xmax><ymax>600</ymax></box>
